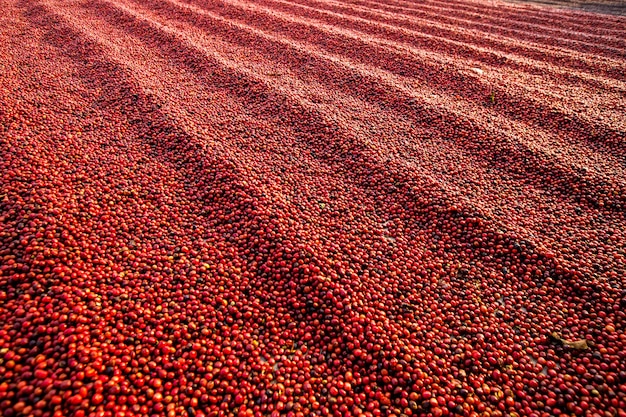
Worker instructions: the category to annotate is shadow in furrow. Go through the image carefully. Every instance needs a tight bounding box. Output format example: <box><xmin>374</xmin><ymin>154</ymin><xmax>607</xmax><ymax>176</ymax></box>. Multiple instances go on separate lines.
<box><xmin>395</xmin><ymin>0</ymin><xmax>626</xmax><ymax>34</ymax></box>
<box><xmin>72</xmin><ymin>0</ymin><xmax>626</xmax><ymax>277</ymax></box>
<box><xmin>274</xmin><ymin>0</ymin><xmax>626</xmax><ymax>79</ymax></box>
<box><xmin>109</xmin><ymin>0</ymin><xmax>626</xmax><ymax>217</ymax></box>
<box><xmin>254</xmin><ymin>0</ymin><xmax>626</xmax><ymax>83</ymax></box>
<box><xmin>176</xmin><ymin>0</ymin><xmax>626</xmax><ymax>154</ymax></box>
<box><xmin>208</xmin><ymin>0</ymin><xmax>626</xmax><ymax>155</ymax></box>
<box><xmin>339</xmin><ymin>0</ymin><xmax>626</xmax><ymax>57</ymax></box>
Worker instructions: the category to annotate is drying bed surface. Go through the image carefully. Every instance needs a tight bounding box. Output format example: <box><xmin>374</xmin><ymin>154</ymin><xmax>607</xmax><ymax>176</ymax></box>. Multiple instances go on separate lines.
<box><xmin>506</xmin><ymin>0</ymin><xmax>626</xmax><ymax>16</ymax></box>
<box><xmin>1</xmin><ymin>0</ymin><xmax>625</xmax><ymax>416</ymax></box>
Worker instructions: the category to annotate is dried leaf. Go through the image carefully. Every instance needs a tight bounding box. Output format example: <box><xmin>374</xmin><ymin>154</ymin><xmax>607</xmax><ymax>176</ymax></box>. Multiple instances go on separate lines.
<box><xmin>563</xmin><ymin>339</ymin><xmax>590</xmax><ymax>350</ymax></box>
<box><xmin>550</xmin><ymin>332</ymin><xmax>590</xmax><ymax>350</ymax></box>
